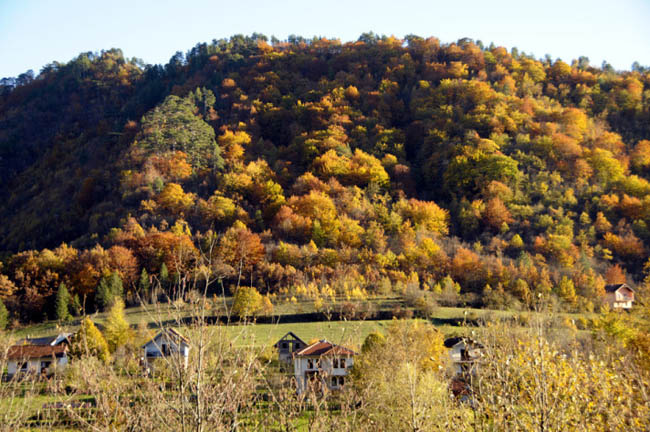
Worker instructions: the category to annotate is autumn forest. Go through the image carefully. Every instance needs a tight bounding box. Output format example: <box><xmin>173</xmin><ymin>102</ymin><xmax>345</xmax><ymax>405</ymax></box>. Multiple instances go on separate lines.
<box><xmin>1</xmin><ymin>33</ymin><xmax>650</xmax><ymax>324</ymax></box>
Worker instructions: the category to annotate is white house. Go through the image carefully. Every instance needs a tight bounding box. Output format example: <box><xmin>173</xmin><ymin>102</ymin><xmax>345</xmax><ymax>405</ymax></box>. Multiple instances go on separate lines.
<box><xmin>293</xmin><ymin>340</ymin><xmax>356</xmax><ymax>394</ymax></box>
<box><xmin>444</xmin><ymin>337</ymin><xmax>483</xmax><ymax>376</ymax></box>
<box><xmin>604</xmin><ymin>283</ymin><xmax>635</xmax><ymax>310</ymax></box>
<box><xmin>142</xmin><ymin>328</ymin><xmax>191</xmax><ymax>369</ymax></box>
<box><xmin>274</xmin><ymin>332</ymin><xmax>307</xmax><ymax>364</ymax></box>
<box><xmin>7</xmin><ymin>333</ymin><xmax>72</xmax><ymax>379</ymax></box>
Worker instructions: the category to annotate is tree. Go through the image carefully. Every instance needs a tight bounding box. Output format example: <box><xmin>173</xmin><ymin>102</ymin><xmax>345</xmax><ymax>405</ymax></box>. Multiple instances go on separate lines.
<box><xmin>138</xmin><ymin>268</ymin><xmax>150</xmax><ymax>300</ymax></box>
<box><xmin>231</xmin><ymin>286</ymin><xmax>263</xmax><ymax>317</ymax></box>
<box><xmin>352</xmin><ymin>320</ymin><xmax>449</xmax><ymax>431</ymax></box>
<box><xmin>160</xmin><ymin>262</ymin><xmax>170</xmax><ymax>292</ymax></box>
<box><xmin>0</xmin><ymin>298</ymin><xmax>8</xmax><ymax>330</ymax></box>
<box><xmin>604</xmin><ymin>264</ymin><xmax>626</xmax><ymax>284</ymax></box>
<box><xmin>96</xmin><ymin>271</ymin><xmax>123</xmax><ymax>311</ymax></box>
<box><xmin>71</xmin><ymin>317</ymin><xmax>110</xmax><ymax>363</ymax></box>
<box><xmin>219</xmin><ymin>221</ymin><xmax>265</xmax><ymax>285</ymax></box>
<box><xmin>138</xmin><ymin>94</ymin><xmax>223</xmax><ymax>170</ymax></box>
<box><xmin>55</xmin><ymin>283</ymin><xmax>71</xmax><ymax>322</ymax></box>
<box><xmin>104</xmin><ymin>299</ymin><xmax>133</xmax><ymax>353</ymax></box>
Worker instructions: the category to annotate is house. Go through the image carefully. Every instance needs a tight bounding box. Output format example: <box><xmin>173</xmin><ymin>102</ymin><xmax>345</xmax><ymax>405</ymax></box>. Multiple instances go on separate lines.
<box><xmin>274</xmin><ymin>332</ymin><xmax>307</xmax><ymax>364</ymax></box>
<box><xmin>444</xmin><ymin>337</ymin><xmax>483</xmax><ymax>375</ymax></box>
<box><xmin>7</xmin><ymin>333</ymin><xmax>73</xmax><ymax>378</ymax></box>
<box><xmin>293</xmin><ymin>340</ymin><xmax>357</xmax><ymax>394</ymax></box>
<box><xmin>604</xmin><ymin>283</ymin><xmax>635</xmax><ymax>310</ymax></box>
<box><xmin>142</xmin><ymin>328</ymin><xmax>191</xmax><ymax>369</ymax></box>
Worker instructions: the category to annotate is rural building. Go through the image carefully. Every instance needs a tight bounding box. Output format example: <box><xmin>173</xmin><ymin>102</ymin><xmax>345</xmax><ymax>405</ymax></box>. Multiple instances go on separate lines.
<box><xmin>444</xmin><ymin>336</ymin><xmax>483</xmax><ymax>375</ymax></box>
<box><xmin>7</xmin><ymin>333</ymin><xmax>73</xmax><ymax>378</ymax></box>
<box><xmin>604</xmin><ymin>283</ymin><xmax>635</xmax><ymax>310</ymax></box>
<box><xmin>142</xmin><ymin>328</ymin><xmax>191</xmax><ymax>369</ymax></box>
<box><xmin>274</xmin><ymin>332</ymin><xmax>306</xmax><ymax>364</ymax></box>
<box><xmin>293</xmin><ymin>340</ymin><xmax>356</xmax><ymax>394</ymax></box>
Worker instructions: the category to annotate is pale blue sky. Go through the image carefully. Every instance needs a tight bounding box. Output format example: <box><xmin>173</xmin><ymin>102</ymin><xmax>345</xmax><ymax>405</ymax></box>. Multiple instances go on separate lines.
<box><xmin>1</xmin><ymin>0</ymin><xmax>649</xmax><ymax>78</ymax></box>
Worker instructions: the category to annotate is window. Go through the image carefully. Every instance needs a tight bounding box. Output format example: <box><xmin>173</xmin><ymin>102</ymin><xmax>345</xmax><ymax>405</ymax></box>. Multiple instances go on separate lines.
<box><xmin>20</xmin><ymin>362</ymin><xmax>28</xmax><ymax>372</ymax></box>
<box><xmin>281</xmin><ymin>342</ymin><xmax>288</xmax><ymax>349</ymax></box>
<box><xmin>331</xmin><ymin>376</ymin><xmax>337</xmax><ymax>387</ymax></box>
<box><xmin>332</xmin><ymin>358</ymin><xmax>339</xmax><ymax>368</ymax></box>
<box><xmin>40</xmin><ymin>361</ymin><xmax>52</xmax><ymax>371</ymax></box>
<box><xmin>307</xmin><ymin>359</ymin><xmax>314</xmax><ymax>369</ymax></box>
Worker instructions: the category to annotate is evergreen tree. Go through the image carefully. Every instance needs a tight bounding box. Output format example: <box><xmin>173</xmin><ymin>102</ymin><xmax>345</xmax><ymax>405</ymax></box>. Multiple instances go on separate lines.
<box><xmin>55</xmin><ymin>283</ymin><xmax>71</xmax><ymax>322</ymax></box>
<box><xmin>138</xmin><ymin>268</ymin><xmax>150</xmax><ymax>300</ymax></box>
<box><xmin>104</xmin><ymin>299</ymin><xmax>133</xmax><ymax>353</ymax></box>
<box><xmin>96</xmin><ymin>271</ymin><xmax>124</xmax><ymax>311</ymax></box>
<box><xmin>71</xmin><ymin>317</ymin><xmax>110</xmax><ymax>363</ymax></box>
<box><xmin>0</xmin><ymin>298</ymin><xmax>8</xmax><ymax>330</ymax></box>
<box><xmin>159</xmin><ymin>263</ymin><xmax>170</xmax><ymax>292</ymax></box>
<box><xmin>71</xmin><ymin>294</ymin><xmax>82</xmax><ymax>316</ymax></box>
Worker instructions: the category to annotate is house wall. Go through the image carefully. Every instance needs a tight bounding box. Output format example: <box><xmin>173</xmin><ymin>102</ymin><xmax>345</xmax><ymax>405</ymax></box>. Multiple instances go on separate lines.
<box><xmin>143</xmin><ymin>334</ymin><xmax>190</xmax><ymax>368</ymax></box>
<box><xmin>293</xmin><ymin>356</ymin><xmax>354</xmax><ymax>394</ymax></box>
<box><xmin>605</xmin><ymin>292</ymin><xmax>633</xmax><ymax>309</ymax></box>
<box><xmin>7</xmin><ymin>356</ymin><xmax>67</xmax><ymax>377</ymax></box>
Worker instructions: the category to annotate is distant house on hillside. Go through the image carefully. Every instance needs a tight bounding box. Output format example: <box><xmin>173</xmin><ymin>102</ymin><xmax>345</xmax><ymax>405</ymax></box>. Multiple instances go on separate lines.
<box><xmin>7</xmin><ymin>333</ymin><xmax>73</xmax><ymax>378</ymax></box>
<box><xmin>444</xmin><ymin>336</ymin><xmax>483</xmax><ymax>376</ymax></box>
<box><xmin>604</xmin><ymin>283</ymin><xmax>635</xmax><ymax>310</ymax></box>
<box><xmin>142</xmin><ymin>328</ymin><xmax>191</xmax><ymax>369</ymax></box>
<box><xmin>274</xmin><ymin>332</ymin><xmax>306</xmax><ymax>364</ymax></box>
<box><xmin>293</xmin><ymin>340</ymin><xmax>357</xmax><ymax>394</ymax></box>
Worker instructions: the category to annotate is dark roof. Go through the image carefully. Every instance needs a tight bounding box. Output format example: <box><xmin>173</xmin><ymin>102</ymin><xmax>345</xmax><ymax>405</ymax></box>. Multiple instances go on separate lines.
<box><xmin>16</xmin><ymin>333</ymin><xmax>72</xmax><ymax>346</ymax></box>
<box><xmin>605</xmin><ymin>283</ymin><xmax>634</xmax><ymax>293</ymax></box>
<box><xmin>275</xmin><ymin>332</ymin><xmax>306</xmax><ymax>346</ymax></box>
<box><xmin>8</xmin><ymin>344</ymin><xmax>68</xmax><ymax>360</ymax></box>
<box><xmin>294</xmin><ymin>340</ymin><xmax>357</xmax><ymax>357</ymax></box>
<box><xmin>444</xmin><ymin>337</ymin><xmax>484</xmax><ymax>349</ymax></box>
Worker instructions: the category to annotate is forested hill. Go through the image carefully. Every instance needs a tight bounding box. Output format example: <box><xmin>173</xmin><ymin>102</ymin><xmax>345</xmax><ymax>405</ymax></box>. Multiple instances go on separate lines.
<box><xmin>1</xmin><ymin>34</ymin><xmax>649</xmax><ymax>322</ymax></box>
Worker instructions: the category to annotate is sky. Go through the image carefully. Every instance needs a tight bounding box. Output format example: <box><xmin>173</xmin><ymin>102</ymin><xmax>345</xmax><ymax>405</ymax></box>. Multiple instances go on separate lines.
<box><xmin>1</xmin><ymin>0</ymin><xmax>649</xmax><ymax>78</ymax></box>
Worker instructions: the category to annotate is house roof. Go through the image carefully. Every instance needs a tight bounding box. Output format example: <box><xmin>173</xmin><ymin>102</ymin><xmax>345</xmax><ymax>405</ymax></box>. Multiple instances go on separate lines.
<box><xmin>444</xmin><ymin>337</ymin><xmax>484</xmax><ymax>349</ymax></box>
<box><xmin>8</xmin><ymin>344</ymin><xmax>68</xmax><ymax>360</ymax></box>
<box><xmin>605</xmin><ymin>283</ymin><xmax>634</xmax><ymax>293</ymax></box>
<box><xmin>17</xmin><ymin>333</ymin><xmax>73</xmax><ymax>346</ymax></box>
<box><xmin>142</xmin><ymin>328</ymin><xmax>190</xmax><ymax>348</ymax></box>
<box><xmin>275</xmin><ymin>332</ymin><xmax>306</xmax><ymax>346</ymax></box>
<box><xmin>294</xmin><ymin>340</ymin><xmax>357</xmax><ymax>357</ymax></box>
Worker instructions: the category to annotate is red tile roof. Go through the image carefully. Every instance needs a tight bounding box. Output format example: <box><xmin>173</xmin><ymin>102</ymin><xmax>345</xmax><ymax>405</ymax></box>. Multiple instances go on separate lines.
<box><xmin>8</xmin><ymin>344</ymin><xmax>68</xmax><ymax>360</ymax></box>
<box><xmin>294</xmin><ymin>340</ymin><xmax>357</xmax><ymax>357</ymax></box>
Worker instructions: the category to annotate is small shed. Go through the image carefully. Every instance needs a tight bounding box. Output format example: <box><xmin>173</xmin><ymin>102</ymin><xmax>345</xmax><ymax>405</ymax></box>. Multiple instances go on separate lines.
<box><xmin>142</xmin><ymin>328</ymin><xmax>191</xmax><ymax>369</ymax></box>
<box><xmin>604</xmin><ymin>283</ymin><xmax>634</xmax><ymax>310</ymax></box>
<box><xmin>274</xmin><ymin>332</ymin><xmax>306</xmax><ymax>363</ymax></box>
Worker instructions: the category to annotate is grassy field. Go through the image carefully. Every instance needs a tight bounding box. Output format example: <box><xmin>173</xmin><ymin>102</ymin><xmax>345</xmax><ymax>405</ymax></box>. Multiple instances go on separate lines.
<box><xmin>9</xmin><ymin>297</ymin><xmax>596</xmax><ymax>346</ymax></box>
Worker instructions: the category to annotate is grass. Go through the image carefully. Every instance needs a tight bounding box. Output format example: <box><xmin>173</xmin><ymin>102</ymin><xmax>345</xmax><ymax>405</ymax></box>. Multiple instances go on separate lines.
<box><xmin>8</xmin><ymin>296</ymin><xmax>598</xmax><ymax>344</ymax></box>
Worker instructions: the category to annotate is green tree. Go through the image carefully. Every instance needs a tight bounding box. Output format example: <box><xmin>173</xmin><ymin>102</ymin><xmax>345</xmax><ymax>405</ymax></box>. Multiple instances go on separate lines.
<box><xmin>55</xmin><ymin>283</ymin><xmax>71</xmax><ymax>322</ymax></box>
<box><xmin>160</xmin><ymin>263</ymin><xmax>170</xmax><ymax>292</ymax></box>
<box><xmin>0</xmin><ymin>298</ymin><xmax>8</xmax><ymax>330</ymax></box>
<box><xmin>96</xmin><ymin>271</ymin><xmax>123</xmax><ymax>311</ymax></box>
<box><xmin>138</xmin><ymin>268</ymin><xmax>150</xmax><ymax>300</ymax></box>
<box><xmin>71</xmin><ymin>294</ymin><xmax>82</xmax><ymax>316</ymax></box>
<box><xmin>71</xmin><ymin>317</ymin><xmax>110</xmax><ymax>363</ymax></box>
<box><xmin>138</xmin><ymin>94</ymin><xmax>223</xmax><ymax>170</ymax></box>
<box><xmin>104</xmin><ymin>299</ymin><xmax>133</xmax><ymax>353</ymax></box>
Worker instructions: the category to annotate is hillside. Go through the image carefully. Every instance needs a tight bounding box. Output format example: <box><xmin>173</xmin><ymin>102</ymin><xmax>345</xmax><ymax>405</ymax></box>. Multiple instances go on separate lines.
<box><xmin>1</xmin><ymin>34</ymin><xmax>649</xmax><ymax>323</ymax></box>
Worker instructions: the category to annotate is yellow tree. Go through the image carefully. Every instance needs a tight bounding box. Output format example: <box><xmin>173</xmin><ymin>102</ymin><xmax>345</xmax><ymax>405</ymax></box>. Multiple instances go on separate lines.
<box><xmin>104</xmin><ymin>299</ymin><xmax>134</xmax><ymax>353</ymax></box>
